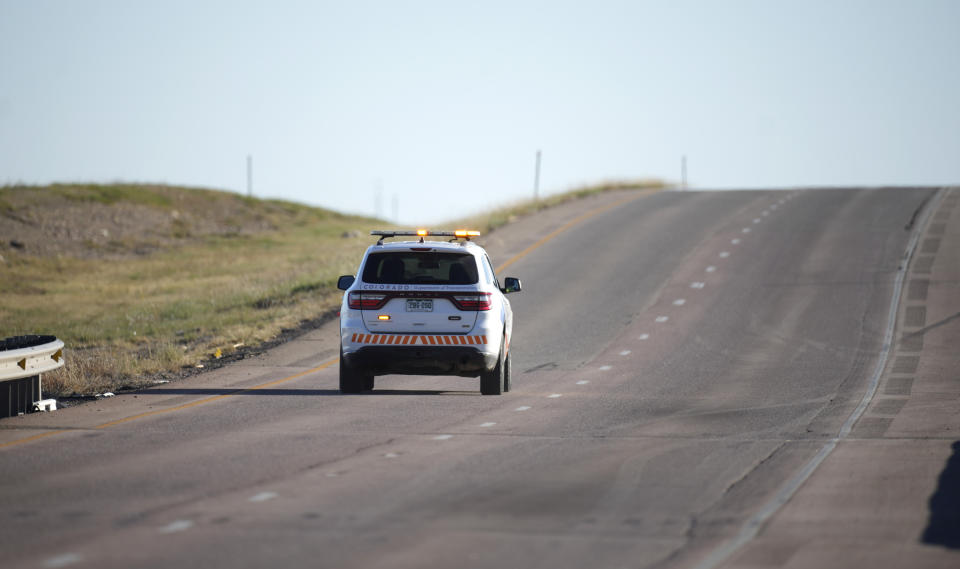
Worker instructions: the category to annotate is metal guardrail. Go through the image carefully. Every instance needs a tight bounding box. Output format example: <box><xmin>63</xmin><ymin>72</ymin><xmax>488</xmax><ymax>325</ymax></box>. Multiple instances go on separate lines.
<box><xmin>0</xmin><ymin>335</ymin><xmax>64</xmax><ymax>417</ymax></box>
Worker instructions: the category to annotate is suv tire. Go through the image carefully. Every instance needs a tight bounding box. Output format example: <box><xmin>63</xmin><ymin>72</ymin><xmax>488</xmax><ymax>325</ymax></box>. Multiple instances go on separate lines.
<box><xmin>480</xmin><ymin>337</ymin><xmax>506</xmax><ymax>395</ymax></box>
<box><xmin>503</xmin><ymin>349</ymin><xmax>512</xmax><ymax>393</ymax></box>
<box><xmin>340</xmin><ymin>347</ymin><xmax>373</xmax><ymax>394</ymax></box>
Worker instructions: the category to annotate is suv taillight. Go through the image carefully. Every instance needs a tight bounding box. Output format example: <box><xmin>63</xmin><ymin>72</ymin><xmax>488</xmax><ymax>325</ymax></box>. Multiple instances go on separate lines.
<box><xmin>450</xmin><ymin>293</ymin><xmax>492</xmax><ymax>311</ymax></box>
<box><xmin>348</xmin><ymin>291</ymin><xmax>388</xmax><ymax>310</ymax></box>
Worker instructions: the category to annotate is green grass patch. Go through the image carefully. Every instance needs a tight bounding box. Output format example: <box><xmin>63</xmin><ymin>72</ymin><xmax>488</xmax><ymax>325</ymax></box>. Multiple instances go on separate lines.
<box><xmin>48</xmin><ymin>183</ymin><xmax>176</xmax><ymax>207</ymax></box>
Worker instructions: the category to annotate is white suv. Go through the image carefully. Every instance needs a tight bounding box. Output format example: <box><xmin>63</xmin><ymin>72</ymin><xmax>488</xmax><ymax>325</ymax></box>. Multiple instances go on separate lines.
<box><xmin>337</xmin><ymin>230</ymin><xmax>522</xmax><ymax>395</ymax></box>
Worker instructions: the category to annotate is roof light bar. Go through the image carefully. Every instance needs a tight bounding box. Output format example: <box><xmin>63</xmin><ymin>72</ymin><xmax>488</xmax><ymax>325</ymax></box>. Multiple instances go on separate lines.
<box><xmin>371</xmin><ymin>229</ymin><xmax>482</xmax><ymax>244</ymax></box>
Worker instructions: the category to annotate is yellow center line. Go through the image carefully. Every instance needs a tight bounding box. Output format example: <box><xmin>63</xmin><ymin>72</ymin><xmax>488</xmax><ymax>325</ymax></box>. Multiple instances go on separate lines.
<box><xmin>0</xmin><ymin>357</ymin><xmax>340</xmax><ymax>450</ymax></box>
<box><xmin>0</xmin><ymin>429</ymin><xmax>71</xmax><ymax>450</ymax></box>
<box><xmin>495</xmin><ymin>190</ymin><xmax>654</xmax><ymax>273</ymax></box>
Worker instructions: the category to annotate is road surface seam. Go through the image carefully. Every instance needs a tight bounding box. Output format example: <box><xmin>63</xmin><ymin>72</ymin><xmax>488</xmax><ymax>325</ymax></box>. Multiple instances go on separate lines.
<box><xmin>691</xmin><ymin>188</ymin><xmax>946</xmax><ymax>569</ymax></box>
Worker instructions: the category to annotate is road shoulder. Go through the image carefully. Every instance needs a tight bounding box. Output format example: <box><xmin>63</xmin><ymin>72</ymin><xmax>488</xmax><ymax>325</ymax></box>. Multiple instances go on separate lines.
<box><xmin>723</xmin><ymin>187</ymin><xmax>960</xmax><ymax>568</ymax></box>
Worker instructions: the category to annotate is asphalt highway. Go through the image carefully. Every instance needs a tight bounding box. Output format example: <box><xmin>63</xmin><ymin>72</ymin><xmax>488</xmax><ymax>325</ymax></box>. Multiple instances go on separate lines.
<box><xmin>2</xmin><ymin>187</ymin><xmax>958</xmax><ymax>569</ymax></box>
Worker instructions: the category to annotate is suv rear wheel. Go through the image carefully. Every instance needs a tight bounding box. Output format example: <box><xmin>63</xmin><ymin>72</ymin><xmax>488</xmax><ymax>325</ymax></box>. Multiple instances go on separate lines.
<box><xmin>503</xmin><ymin>349</ymin><xmax>512</xmax><ymax>393</ymax></box>
<box><xmin>480</xmin><ymin>337</ymin><xmax>507</xmax><ymax>395</ymax></box>
<box><xmin>340</xmin><ymin>347</ymin><xmax>373</xmax><ymax>394</ymax></box>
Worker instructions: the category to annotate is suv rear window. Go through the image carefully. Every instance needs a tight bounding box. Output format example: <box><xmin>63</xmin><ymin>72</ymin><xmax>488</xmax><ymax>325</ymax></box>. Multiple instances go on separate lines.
<box><xmin>362</xmin><ymin>252</ymin><xmax>479</xmax><ymax>285</ymax></box>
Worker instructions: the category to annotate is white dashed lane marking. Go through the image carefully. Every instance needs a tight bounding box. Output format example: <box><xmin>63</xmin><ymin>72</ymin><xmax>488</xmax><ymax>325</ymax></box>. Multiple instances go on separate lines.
<box><xmin>480</xmin><ymin>422</ymin><xmax>497</xmax><ymax>427</ymax></box>
<box><xmin>762</xmin><ymin>211</ymin><xmax>770</xmax><ymax>216</ymax></box>
<box><xmin>576</xmin><ymin>380</ymin><xmax>590</xmax><ymax>385</ymax></box>
<box><xmin>515</xmin><ymin>406</ymin><xmax>532</xmax><ymax>411</ymax></box>
<box><xmin>43</xmin><ymin>554</ymin><xmax>82</xmax><ymax>568</ymax></box>
<box><xmin>249</xmin><ymin>492</ymin><xmax>278</xmax><ymax>503</ymax></box>
<box><xmin>731</xmin><ymin>238</ymin><xmax>741</xmax><ymax>245</ymax></box>
<box><xmin>384</xmin><ymin>452</ymin><xmax>400</xmax><ymax>458</ymax></box>
<box><xmin>742</xmin><ymin>227</ymin><xmax>752</xmax><ymax>233</ymax></box>
<box><xmin>548</xmin><ymin>394</ymin><xmax>563</xmax><ymax>398</ymax></box>
<box><xmin>706</xmin><ymin>266</ymin><xmax>717</xmax><ymax>273</ymax></box>
<box><xmin>655</xmin><ymin>316</ymin><xmax>669</xmax><ymax>323</ymax></box>
<box><xmin>673</xmin><ymin>299</ymin><xmax>686</xmax><ymax>306</ymax></box>
<box><xmin>691</xmin><ymin>282</ymin><xmax>705</xmax><ymax>289</ymax></box>
<box><xmin>620</xmin><ymin>350</ymin><xmax>631</xmax><ymax>356</ymax></box>
<box><xmin>159</xmin><ymin>520</ymin><xmax>194</xmax><ymax>534</ymax></box>
<box><xmin>719</xmin><ymin>251</ymin><xmax>730</xmax><ymax>258</ymax></box>
<box><xmin>433</xmin><ymin>434</ymin><xmax>454</xmax><ymax>440</ymax></box>
<box><xmin>753</xmin><ymin>218</ymin><xmax>761</xmax><ymax>224</ymax></box>
<box><xmin>599</xmin><ymin>365</ymin><xmax>612</xmax><ymax>371</ymax></box>
<box><xmin>638</xmin><ymin>333</ymin><xmax>650</xmax><ymax>340</ymax></box>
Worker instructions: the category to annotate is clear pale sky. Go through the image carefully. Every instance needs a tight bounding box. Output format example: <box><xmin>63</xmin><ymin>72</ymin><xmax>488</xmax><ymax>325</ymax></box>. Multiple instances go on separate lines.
<box><xmin>2</xmin><ymin>0</ymin><xmax>958</xmax><ymax>224</ymax></box>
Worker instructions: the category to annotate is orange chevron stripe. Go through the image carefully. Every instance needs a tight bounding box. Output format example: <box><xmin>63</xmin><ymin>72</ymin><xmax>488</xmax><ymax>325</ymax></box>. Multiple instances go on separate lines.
<box><xmin>352</xmin><ymin>334</ymin><xmax>493</xmax><ymax>345</ymax></box>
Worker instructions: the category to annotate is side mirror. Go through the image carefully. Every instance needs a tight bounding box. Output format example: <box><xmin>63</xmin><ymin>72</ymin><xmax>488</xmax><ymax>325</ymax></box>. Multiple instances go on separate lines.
<box><xmin>502</xmin><ymin>277</ymin><xmax>522</xmax><ymax>294</ymax></box>
<box><xmin>337</xmin><ymin>275</ymin><xmax>355</xmax><ymax>291</ymax></box>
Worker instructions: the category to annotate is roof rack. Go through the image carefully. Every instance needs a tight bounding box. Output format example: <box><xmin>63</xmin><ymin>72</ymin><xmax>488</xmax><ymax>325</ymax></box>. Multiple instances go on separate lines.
<box><xmin>371</xmin><ymin>229</ymin><xmax>481</xmax><ymax>245</ymax></box>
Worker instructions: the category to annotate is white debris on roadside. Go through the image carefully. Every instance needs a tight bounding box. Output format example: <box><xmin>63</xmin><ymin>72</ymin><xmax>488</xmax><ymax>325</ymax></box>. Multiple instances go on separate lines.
<box><xmin>33</xmin><ymin>399</ymin><xmax>57</xmax><ymax>412</ymax></box>
<box><xmin>153</xmin><ymin>380</ymin><xmax>170</xmax><ymax>384</ymax></box>
<box><xmin>96</xmin><ymin>392</ymin><xmax>115</xmax><ymax>398</ymax></box>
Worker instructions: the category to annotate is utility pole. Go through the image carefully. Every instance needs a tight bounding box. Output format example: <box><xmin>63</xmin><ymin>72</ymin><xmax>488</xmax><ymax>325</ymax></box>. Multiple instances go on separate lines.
<box><xmin>533</xmin><ymin>149</ymin><xmax>542</xmax><ymax>200</ymax></box>
<box><xmin>681</xmin><ymin>155</ymin><xmax>687</xmax><ymax>190</ymax></box>
<box><xmin>246</xmin><ymin>155</ymin><xmax>253</xmax><ymax>197</ymax></box>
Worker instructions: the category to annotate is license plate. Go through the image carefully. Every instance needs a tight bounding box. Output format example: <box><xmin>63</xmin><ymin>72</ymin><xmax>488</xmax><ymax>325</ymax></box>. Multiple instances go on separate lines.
<box><xmin>406</xmin><ymin>299</ymin><xmax>433</xmax><ymax>312</ymax></box>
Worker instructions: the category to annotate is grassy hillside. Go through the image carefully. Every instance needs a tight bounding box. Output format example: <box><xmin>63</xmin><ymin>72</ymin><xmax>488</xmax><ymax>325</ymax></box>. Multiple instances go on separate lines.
<box><xmin>0</xmin><ymin>180</ymin><xmax>665</xmax><ymax>396</ymax></box>
<box><xmin>0</xmin><ymin>184</ymin><xmax>378</xmax><ymax>395</ymax></box>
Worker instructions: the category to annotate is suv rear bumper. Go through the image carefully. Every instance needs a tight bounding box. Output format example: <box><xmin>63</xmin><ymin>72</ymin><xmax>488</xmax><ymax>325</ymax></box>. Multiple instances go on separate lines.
<box><xmin>343</xmin><ymin>345</ymin><xmax>497</xmax><ymax>377</ymax></box>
